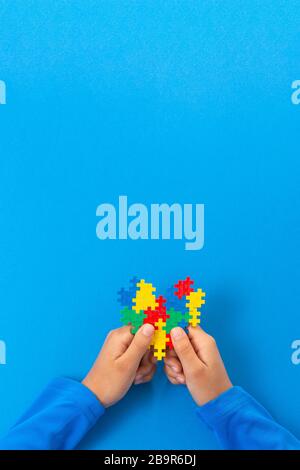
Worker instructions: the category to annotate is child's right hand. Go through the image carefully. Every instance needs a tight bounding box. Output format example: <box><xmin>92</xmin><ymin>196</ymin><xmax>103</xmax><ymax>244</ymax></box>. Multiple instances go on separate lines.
<box><xmin>164</xmin><ymin>326</ymin><xmax>233</xmax><ymax>406</ymax></box>
<box><xmin>82</xmin><ymin>324</ymin><xmax>155</xmax><ymax>408</ymax></box>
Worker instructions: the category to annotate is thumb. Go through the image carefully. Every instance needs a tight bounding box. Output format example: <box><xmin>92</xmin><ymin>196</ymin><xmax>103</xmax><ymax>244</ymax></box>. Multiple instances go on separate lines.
<box><xmin>171</xmin><ymin>327</ymin><xmax>200</xmax><ymax>375</ymax></box>
<box><xmin>121</xmin><ymin>323</ymin><xmax>155</xmax><ymax>370</ymax></box>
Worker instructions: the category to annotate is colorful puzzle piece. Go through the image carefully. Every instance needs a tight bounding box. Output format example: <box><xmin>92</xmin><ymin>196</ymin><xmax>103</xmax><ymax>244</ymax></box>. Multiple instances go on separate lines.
<box><xmin>186</xmin><ymin>288</ymin><xmax>206</xmax><ymax>327</ymax></box>
<box><xmin>151</xmin><ymin>319</ymin><xmax>169</xmax><ymax>360</ymax></box>
<box><xmin>118</xmin><ymin>277</ymin><xmax>206</xmax><ymax>360</ymax></box>
<box><xmin>165</xmin><ymin>308</ymin><xmax>183</xmax><ymax>333</ymax></box>
<box><xmin>132</xmin><ymin>279</ymin><xmax>157</xmax><ymax>313</ymax></box>
<box><xmin>165</xmin><ymin>286</ymin><xmax>185</xmax><ymax>310</ymax></box>
<box><xmin>174</xmin><ymin>276</ymin><xmax>194</xmax><ymax>299</ymax></box>
<box><xmin>166</xmin><ymin>333</ymin><xmax>174</xmax><ymax>350</ymax></box>
<box><xmin>178</xmin><ymin>311</ymin><xmax>190</xmax><ymax>330</ymax></box>
<box><xmin>118</xmin><ymin>288</ymin><xmax>133</xmax><ymax>307</ymax></box>
<box><xmin>186</xmin><ymin>288</ymin><xmax>206</xmax><ymax>310</ymax></box>
<box><xmin>118</xmin><ymin>276</ymin><xmax>139</xmax><ymax>307</ymax></box>
<box><xmin>143</xmin><ymin>307</ymin><xmax>160</xmax><ymax>326</ymax></box>
<box><xmin>120</xmin><ymin>306</ymin><xmax>146</xmax><ymax>333</ymax></box>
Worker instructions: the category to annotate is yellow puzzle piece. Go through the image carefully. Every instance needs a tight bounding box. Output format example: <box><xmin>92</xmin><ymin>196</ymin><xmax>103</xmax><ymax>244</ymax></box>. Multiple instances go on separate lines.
<box><xmin>186</xmin><ymin>288</ymin><xmax>206</xmax><ymax>327</ymax></box>
<box><xmin>132</xmin><ymin>279</ymin><xmax>157</xmax><ymax>313</ymax></box>
<box><xmin>186</xmin><ymin>288</ymin><xmax>206</xmax><ymax>310</ymax></box>
<box><xmin>151</xmin><ymin>318</ymin><xmax>169</xmax><ymax>360</ymax></box>
<box><xmin>188</xmin><ymin>307</ymin><xmax>201</xmax><ymax>327</ymax></box>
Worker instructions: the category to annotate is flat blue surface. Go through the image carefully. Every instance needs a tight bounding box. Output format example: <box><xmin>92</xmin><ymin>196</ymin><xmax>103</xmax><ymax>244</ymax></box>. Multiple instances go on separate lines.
<box><xmin>0</xmin><ymin>0</ymin><xmax>299</xmax><ymax>449</ymax></box>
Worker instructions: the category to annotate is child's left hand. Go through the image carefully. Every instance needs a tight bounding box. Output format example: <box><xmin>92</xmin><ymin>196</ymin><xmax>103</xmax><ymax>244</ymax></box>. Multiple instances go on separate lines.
<box><xmin>82</xmin><ymin>324</ymin><xmax>156</xmax><ymax>407</ymax></box>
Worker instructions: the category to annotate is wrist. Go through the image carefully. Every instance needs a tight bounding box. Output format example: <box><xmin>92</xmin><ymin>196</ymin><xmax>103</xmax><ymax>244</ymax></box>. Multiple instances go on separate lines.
<box><xmin>82</xmin><ymin>374</ymin><xmax>107</xmax><ymax>407</ymax></box>
<box><xmin>194</xmin><ymin>379</ymin><xmax>233</xmax><ymax>406</ymax></box>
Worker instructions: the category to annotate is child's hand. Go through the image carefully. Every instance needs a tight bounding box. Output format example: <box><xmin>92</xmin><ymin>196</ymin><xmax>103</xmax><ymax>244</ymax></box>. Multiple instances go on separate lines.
<box><xmin>164</xmin><ymin>326</ymin><xmax>232</xmax><ymax>406</ymax></box>
<box><xmin>82</xmin><ymin>324</ymin><xmax>155</xmax><ymax>407</ymax></box>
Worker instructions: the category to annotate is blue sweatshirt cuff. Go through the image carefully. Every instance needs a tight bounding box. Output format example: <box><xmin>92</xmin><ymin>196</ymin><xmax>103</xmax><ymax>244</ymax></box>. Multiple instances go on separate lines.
<box><xmin>47</xmin><ymin>377</ymin><xmax>105</xmax><ymax>426</ymax></box>
<box><xmin>196</xmin><ymin>386</ymin><xmax>253</xmax><ymax>429</ymax></box>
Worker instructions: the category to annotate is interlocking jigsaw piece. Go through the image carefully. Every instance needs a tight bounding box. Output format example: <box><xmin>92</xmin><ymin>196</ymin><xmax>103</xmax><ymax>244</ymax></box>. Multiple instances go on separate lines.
<box><xmin>165</xmin><ymin>308</ymin><xmax>183</xmax><ymax>334</ymax></box>
<box><xmin>166</xmin><ymin>333</ymin><xmax>174</xmax><ymax>349</ymax></box>
<box><xmin>131</xmin><ymin>312</ymin><xmax>147</xmax><ymax>333</ymax></box>
<box><xmin>144</xmin><ymin>307</ymin><xmax>159</xmax><ymax>326</ymax></box>
<box><xmin>120</xmin><ymin>306</ymin><xmax>135</xmax><ymax>325</ymax></box>
<box><xmin>117</xmin><ymin>288</ymin><xmax>133</xmax><ymax>307</ymax></box>
<box><xmin>186</xmin><ymin>288</ymin><xmax>206</xmax><ymax>327</ymax></box>
<box><xmin>178</xmin><ymin>311</ymin><xmax>190</xmax><ymax>330</ymax></box>
<box><xmin>166</xmin><ymin>286</ymin><xmax>185</xmax><ymax>311</ymax></box>
<box><xmin>120</xmin><ymin>306</ymin><xmax>146</xmax><ymax>333</ymax></box>
<box><xmin>144</xmin><ymin>295</ymin><xmax>169</xmax><ymax>328</ymax></box>
<box><xmin>132</xmin><ymin>279</ymin><xmax>157</xmax><ymax>313</ymax></box>
<box><xmin>188</xmin><ymin>307</ymin><xmax>201</xmax><ymax>327</ymax></box>
<box><xmin>129</xmin><ymin>276</ymin><xmax>139</xmax><ymax>291</ymax></box>
<box><xmin>117</xmin><ymin>276</ymin><xmax>139</xmax><ymax>307</ymax></box>
<box><xmin>165</xmin><ymin>286</ymin><xmax>185</xmax><ymax>310</ymax></box>
<box><xmin>174</xmin><ymin>276</ymin><xmax>194</xmax><ymax>299</ymax></box>
<box><xmin>155</xmin><ymin>295</ymin><xmax>169</xmax><ymax>321</ymax></box>
<box><xmin>186</xmin><ymin>288</ymin><xmax>206</xmax><ymax>310</ymax></box>
<box><xmin>151</xmin><ymin>318</ymin><xmax>169</xmax><ymax>360</ymax></box>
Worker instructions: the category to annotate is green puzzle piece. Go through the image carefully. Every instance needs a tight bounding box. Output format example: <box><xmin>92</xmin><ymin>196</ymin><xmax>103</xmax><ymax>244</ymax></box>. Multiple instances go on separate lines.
<box><xmin>165</xmin><ymin>308</ymin><xmax>184</xmax><ymax>334</ymax></box>
<box><xmin>182</xmin><ymin>311</ymin><xmax>190</xmax><ymax>322</ymax></box>
<box><xmin>120</xmin><ymin>306</ymin><xmax>146</xmax><ymax>334</ymax></box>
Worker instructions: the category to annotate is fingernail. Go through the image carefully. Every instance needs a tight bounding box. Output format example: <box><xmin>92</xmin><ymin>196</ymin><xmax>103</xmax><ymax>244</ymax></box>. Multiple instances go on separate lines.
<box><xmin>142</xmin><ymin>323</ymin><xmax>154</xmax><ymax>337</ymax></box>
<box><xmin>177</xmin><ymin>375</ymin><xmax>185</xmax><ymax>384</ymax></box>
<box><xmin>135</xmin><ymin>375</ymin><xmax>143</xmax><ymax>381</ymax></box>
<box><xmin>172</xmin><ymin>365</ymin><xmax>179</xmax><ymax>373</ymax></box>
<box><xmin>171</xmin><ymin>327</ymin><xmax>184</xmax><ymax>340</ymax></box>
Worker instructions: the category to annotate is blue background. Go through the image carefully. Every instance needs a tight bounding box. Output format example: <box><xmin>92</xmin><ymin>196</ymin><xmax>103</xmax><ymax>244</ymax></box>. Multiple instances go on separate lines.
<box><xmin>0</xmin><ymin>0</ymin><xmax>299</xmax><ymax>449</ymax></box>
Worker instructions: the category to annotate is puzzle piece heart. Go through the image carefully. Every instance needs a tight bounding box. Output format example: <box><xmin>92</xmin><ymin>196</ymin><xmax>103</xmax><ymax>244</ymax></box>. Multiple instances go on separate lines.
<box><xmin>118</xmin><ymin>277</ymin><xmax>206</xmax><ymax>360</ymax></box>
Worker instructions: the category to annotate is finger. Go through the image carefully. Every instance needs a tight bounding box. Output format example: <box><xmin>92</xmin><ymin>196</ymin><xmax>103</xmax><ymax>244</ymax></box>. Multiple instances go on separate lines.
<box><xmin>164</xmin><ymin>364</ymin><xmax>178</xmax><ymax>379</ymax></box>
<box><xmin>140</xmin><ymin>349</ymin><xmax>153</xmax><ymax>368</ymax></box>
<box><xmin>150</xmin><ymin>351</ymin><xmax>158</xmax><ymax>365</ymax></box>
<box><xmin>165</xmin><ymin>348</ymin><xmax>178</xmax><ymax>357</ymax></box>
<box><xmin>188</xmin><ymin>326</ymin><xmax>219</xmax><ymax>365</ymax></box>
<box><xmin>165</xmin><ymin>372</ymin><xmax>184</xmax><ymax>385</ymax></box>
<box><xmin>135</xmin><ymin>362</ymin><xmax>156</xmax><ymax>380</ymax></box>
<box><xmin>171</xmin><ymin>327</ymin><xmax>203</xmax><ymax>375</ymax></box>
<box><xmin>167</xmin><ymin>376</ymin><xmax>179</xmax><ymax>385</ymax></box>
<box><xmin>164</xmin><ymin>348</ymin><xmax>178</xmax><ymax>361</ymax></box>
<box><xmin>135</xmin><ymin>357</ymin><xmax>156</xmax><ymax>382</ymax></box>
<box><xmin>120</xmin><ymin>323</ymin><xmax>155</xmax><ymax>370</ymax></box>
<box><xmin>141</xmin><ymin>348</ymin><xmax>157</xmax><ymax>365</ymax></box>
<box><xmin>164</xmin><ymin>366</ymin><xmax>185</xmax><ymax>382</ymax></box>
<box><xmin>103</xmin><ymin>325</ymin><xmax>134</xmax><ymax>358</ymax></box>
<box><xmin>134</xmin><ymin>368</ymin><xmax>156</xmax><ymax>385</ymax></box>
<box><xmin>135</xmin><ymin>353</ymin><xmax>154</xmax><ymax>377</ymax></box>
<box><xmin>164</xmin><ymin>364</ymin><xmax>185</xmax><ymax>384</ymax></box>
<box><xmin>164</xmin><ymin>352</ymin><xmax>183</xmax><ymax>374</ymax></box>
<box><xmin>135</xmin><ymin>350</ymin><xmax>153</xmax><ymax>377</ymax></box>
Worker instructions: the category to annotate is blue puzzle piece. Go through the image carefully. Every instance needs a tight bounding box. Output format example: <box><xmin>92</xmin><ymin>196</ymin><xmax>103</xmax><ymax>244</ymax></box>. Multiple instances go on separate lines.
<box><xmin>118</xmin><ymin>277</ymin><xmax>139</xmax><ymax>306</ymax></box>
<box><xmin>165</xmin><ymin>286</ymin><xmax>186</xmax><ymax>311</ymax></box>
<box><xmin>178</xmin><ymin>318</ymin><xmax>189</xmax><ymax>330</ymax></box>
<box><xmin>129</xmin><ymin>276</ymin><xmax>139</xmax><ymax>289</ymax></box>
<box><xmin>117</xmin><ymin>287</ymin><xmax>133</xmax><ymax>306</ymax></box>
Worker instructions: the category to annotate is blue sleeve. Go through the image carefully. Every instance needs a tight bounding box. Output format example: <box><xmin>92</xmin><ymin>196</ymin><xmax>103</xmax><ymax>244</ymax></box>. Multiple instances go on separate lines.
<box><xmin>0</xmin><ymin>377</ymin><xmax>105</xmax><ymax>450</ymax></box>
<box><xmin>197</xmin><ymin>386</ymin><xmax>300</xmax><ymax>450</ymax></box>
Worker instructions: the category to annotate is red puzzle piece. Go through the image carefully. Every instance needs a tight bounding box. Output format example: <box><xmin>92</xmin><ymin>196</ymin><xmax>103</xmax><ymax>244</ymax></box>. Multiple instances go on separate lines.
<box><xmin>174</xmin><ymin>276</ymin><xmax>194</xmax><ymax>299</ymax></box>
<box><xmin>143</xmin><ymin>295</ymin><xmax>169</xmax><ymax>327</ymax></box>
<box><xmin>166</xmin><ymin>333</ymin><xmax>174</xmax><ymax>349</ymax></box>
<box><xmin>143</xmin><ymin>307</ymin><xmax>160</xmax><ymax>326</ymax></box>
<box><xmin>155</xmin><ymin>295</ymin><xmax>169</xmax><ymax>322</ymax></box>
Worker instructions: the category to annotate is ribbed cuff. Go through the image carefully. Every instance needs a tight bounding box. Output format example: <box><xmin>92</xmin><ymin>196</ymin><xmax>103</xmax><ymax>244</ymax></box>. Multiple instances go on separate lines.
<box><xmin>48</xmin><ymin>377</ymin><xmax>105</xmax><ymax>425</ymax></box>
<box><xmin>197</xmin><ymin>386</ymin><xmax>253</xmax><ymax>429</ymax></box>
